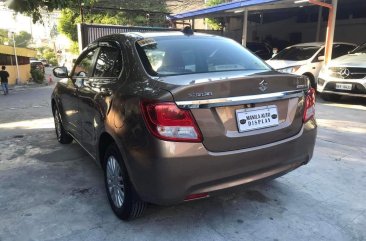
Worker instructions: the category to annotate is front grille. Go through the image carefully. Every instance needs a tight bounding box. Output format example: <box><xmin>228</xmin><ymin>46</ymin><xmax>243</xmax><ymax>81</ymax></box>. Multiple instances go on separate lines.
<box><xmin>324</xmin><ymin>82</ymin><xmax>366</xmax><ymax>94</ymax></box>
<box><xmin>329</xmin><ymin>67</ymin><xmax>366</xmax><ymax>79</ymax></box>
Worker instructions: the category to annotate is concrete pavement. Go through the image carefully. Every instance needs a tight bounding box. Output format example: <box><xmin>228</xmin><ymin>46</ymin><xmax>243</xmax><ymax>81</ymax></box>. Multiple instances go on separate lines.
<box><xmin>0</xmin><ymin>87</ymin><xmax>365</xmax><ymax>241</ymax></box>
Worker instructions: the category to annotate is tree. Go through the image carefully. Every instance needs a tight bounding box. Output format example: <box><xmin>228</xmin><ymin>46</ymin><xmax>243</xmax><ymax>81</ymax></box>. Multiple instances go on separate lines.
<box><xmin>205</xmin><ymin>0</ymin><xmax>225</xmax><ymax>30</ymax></box>
<box><xmin>0</xmin><ymin>29</ymin><xmax>8</xmax><ymax>45</ymax></box>
<box><xmin>7</xmin><ymin>0</ymin><xmax>96</xmax><ymax>23</ymax></box>
<box><xmin>13</xmin><ymin>31</ymin><xmax>32</xmax><ymax>47</ymax></box>
<box><xmin>7</xmin><ymin>0</ymin><xmax>168</xmax><ymax>54</ymax></box>
<box><xmin>0</xmin><ymin>29</ymin><xmax>32</xmax><ymax>47</ymax></box>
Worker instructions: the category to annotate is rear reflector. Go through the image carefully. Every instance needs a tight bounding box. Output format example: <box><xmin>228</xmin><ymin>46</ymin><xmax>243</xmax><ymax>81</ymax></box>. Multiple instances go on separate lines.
<box><xmin>140</xmin><ymin>101</ymin><xmax>203</xmax><ymax>142</ymax></box>
<box><xmin>184</xmin><ymin>193</ymin><xmax>209</xmax><ymax>201</ymax></box>
<box><xmin>303</xmin><ymin>88</ymin><xmax>316</xmax><ymax>123</ymax></box>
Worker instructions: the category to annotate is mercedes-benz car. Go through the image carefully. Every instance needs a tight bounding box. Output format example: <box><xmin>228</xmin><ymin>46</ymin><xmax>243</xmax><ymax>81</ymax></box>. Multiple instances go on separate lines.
<box><xmin>51</xmin><ymin>30</ymin><xmax>317</xmax><ymax>220</ymax></box>
<box><xmin>266</xmin><ymin>42</ymin><xmax>356</xmax><ymax>88</ymax></box>
<box><xmin>317</xmin><ymin>42</ymin><xmax>366</xmax><ymax>101</ymax></box>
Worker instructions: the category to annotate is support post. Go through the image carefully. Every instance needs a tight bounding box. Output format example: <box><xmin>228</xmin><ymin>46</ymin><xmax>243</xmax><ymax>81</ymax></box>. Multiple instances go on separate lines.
<box><xmin>191</xmin><ymin>18</ymin><xmax>195</xmax><ymax>30</ymax></box>
<box><xmin>241</xmin><ymin>9</ymin><xmax>248</xmax><ymax>47</ymax></box>
<box><xmin>10</xmin><ymin>32</ymin><xmax>20</xmax><ymax>84</ymax></box>
<box><xmin>323</xmin><ymin>0</ymin><xmax>337</xmax><ymax>65</ymax></box>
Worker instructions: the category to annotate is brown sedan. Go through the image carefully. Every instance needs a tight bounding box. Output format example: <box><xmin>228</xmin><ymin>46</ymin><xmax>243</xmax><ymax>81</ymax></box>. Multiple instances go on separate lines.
<box><xmin>52</xmin><ymin>31</ymin><xmax>317</xmax><ymax>220</ymax></box>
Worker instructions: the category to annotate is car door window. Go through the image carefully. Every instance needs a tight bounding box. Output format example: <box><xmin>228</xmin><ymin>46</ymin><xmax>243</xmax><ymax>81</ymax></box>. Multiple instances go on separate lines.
<box><xmin>93</xmin><ymin>46</ymin><xmax>123</xmax><ymax>78</ymax></box>
<box><xmin>73</xmin><ymin>49</ymin><xmax>97</xmax><ymax>77</ymax></box>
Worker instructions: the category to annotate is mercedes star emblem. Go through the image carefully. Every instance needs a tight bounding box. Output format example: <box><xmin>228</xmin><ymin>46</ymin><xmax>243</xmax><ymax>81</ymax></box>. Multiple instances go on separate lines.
<box><xmin>259</xmin><ymin>79</ymin><xmax>268</xmax><ymax>92</ymax></box>
<box><xmin>339</xmin><ymin>68</ymin><xmax>350</xmax><ymax>79</ymax></box>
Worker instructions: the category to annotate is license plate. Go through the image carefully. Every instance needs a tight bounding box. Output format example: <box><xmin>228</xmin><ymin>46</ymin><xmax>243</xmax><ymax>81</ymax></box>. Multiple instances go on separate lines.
<box><xmin>236</xmin><ymin>106</ymin><xmax>279</xmax><ymax>132</ymax></box>
<box><xmin>335</xmin><ymin>83</ymin><xmax>352</xmax><ymax>90</ymax></box>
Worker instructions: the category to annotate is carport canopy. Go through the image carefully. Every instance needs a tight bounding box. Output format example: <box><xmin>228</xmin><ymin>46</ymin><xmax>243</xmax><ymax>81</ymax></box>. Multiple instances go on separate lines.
<box><xmin>170</xmin><ymin>0</ymin><xmax>338</xmax><ymax>65</ymax></box>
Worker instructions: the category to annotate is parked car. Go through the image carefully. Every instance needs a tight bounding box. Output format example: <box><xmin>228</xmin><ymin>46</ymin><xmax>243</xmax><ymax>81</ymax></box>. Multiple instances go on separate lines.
<box><xmin>30</xmin><ymin>60</ymin><xmax>45</xmax><ymax>73</ymax></box>
<box><xmin>266</xmin><ymin>42</ymin><xmax>356</xmax><ymax>88</ymax></box>
<box><xmin>246</xmin><ymin>42</ymin><xmax>273</xmax><ymax>60</ymax></box>
<box><xmin>317</xmin><ymin>42</ymin><xmax>366</xmax><ymax>101</ymax></box>
<box><xmin>51</xmin><ymin>30</ymin><xmax>317</xmax><ymax>220</ymax></box>
<box><xmin>40</xmin><ymin>59</ymin><xmax>50</xmax><ymax>67</ymax></box>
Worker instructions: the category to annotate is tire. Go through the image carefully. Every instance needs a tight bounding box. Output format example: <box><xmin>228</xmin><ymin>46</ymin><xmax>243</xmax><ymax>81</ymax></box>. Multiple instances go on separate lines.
<box><xmin>53</xmin><ymin>107</ymin><xmax>73</xmax><ymax>144</ymax></box>
<box><xmin>320</xmin><ymin>93</ymin><xmax>342</xmax><ymax>102</ymax></box>
<box><xmin>103</xmin><ymin>143</ymin><xmax>146</xmax><ymax>220</ymax></box>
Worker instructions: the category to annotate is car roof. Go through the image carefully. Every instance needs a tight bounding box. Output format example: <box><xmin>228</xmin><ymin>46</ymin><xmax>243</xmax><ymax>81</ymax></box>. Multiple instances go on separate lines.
<box><xmin>124</xmin><ymin>31</ymin><xmax>215</xmax><ymax>39</ymax></box>
<box><xmin>290</xmin><ymin>42</ymin><xmax>356</xmax><ymax>47</ymax></box>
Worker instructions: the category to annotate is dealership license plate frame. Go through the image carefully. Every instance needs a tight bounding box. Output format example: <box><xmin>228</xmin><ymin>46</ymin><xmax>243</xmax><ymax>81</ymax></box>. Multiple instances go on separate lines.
<box><xmin>236</xmin><ymin>105</ymin><xmax>279</xmax><ymax>132</ymax></box>
<box><xmin>335</xmin><ymin>83</ymin><xmax>352</xmax><ymax>91</ymax></box>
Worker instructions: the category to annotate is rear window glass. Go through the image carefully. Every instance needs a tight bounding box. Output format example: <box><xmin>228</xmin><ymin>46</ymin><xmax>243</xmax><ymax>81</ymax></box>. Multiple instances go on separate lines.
<box><xmin>136</xmin><ymin>37</ymin><xmax>270</xmax><ymax>76</ymax></box>
<box><xmin>272</xmin><ymin>46</ymin><xmax>321</xmax><ymax>61</ymax></box>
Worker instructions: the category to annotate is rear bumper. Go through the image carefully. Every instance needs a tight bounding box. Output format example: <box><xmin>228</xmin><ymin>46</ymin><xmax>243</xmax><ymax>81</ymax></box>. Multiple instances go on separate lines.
<box><xmin>126</xmin><ymin>120</ymin><xmax>317</xmax><ymax>205</ymax></box>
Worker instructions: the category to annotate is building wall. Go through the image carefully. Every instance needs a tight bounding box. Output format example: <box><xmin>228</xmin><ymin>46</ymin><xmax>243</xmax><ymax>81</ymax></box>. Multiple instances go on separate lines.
<box><xmin>0</xmin><ymin>45</ymin><xmax>36</xmax><ymax>85</ymax></box>
<box><xmin>3</xmin><ymin>65</ymin><xmax>32</xmax><ymax>85</ymax></box>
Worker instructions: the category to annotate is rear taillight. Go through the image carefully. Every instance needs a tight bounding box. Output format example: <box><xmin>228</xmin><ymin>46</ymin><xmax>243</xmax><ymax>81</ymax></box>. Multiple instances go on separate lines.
<box><xmin>303</xmin><ymin>88</ymin><xmax>316</xmax><ymax>123</ymax></box>
<box><xmin>140</xmin><ymin>101</ymin><xmax>203</xmax><ymax>142</ymax></box>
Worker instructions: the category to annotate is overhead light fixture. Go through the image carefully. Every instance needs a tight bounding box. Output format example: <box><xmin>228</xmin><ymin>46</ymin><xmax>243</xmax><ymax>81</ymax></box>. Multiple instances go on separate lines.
<box><xmin>294</xmin><ymin>0</ymin><xmax>308</xmax><ymax>3</ymax></box>
<box><xmin>234</xmin><ymin>9</ymin><xmax>245</xmax><ymax>13</ymax></box>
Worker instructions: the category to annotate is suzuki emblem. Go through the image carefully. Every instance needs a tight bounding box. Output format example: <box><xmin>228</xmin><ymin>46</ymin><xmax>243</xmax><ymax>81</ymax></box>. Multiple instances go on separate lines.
<box><xmin>259</xmin><ymin>80</ymin><xmax>268</xmax><ymax>92</ymax></box>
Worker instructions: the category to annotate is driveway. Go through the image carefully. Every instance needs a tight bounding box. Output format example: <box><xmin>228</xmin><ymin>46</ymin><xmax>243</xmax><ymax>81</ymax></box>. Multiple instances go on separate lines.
<box><xmin>0</xmin><ymin>87</ymin><xmax>365</xmax><ymax>241</ymax></box>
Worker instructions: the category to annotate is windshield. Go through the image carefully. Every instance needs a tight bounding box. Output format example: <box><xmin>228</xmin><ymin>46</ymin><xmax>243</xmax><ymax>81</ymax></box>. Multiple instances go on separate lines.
<box><xmin>272</xmin><ymin>46</ymin><xmax>321</xmax><ymax>61</ymax></box>
<box><xmin>136</xmin><ymin>37</ymin><xmax>270</xmax><ymax>76</ymax></box>
<box><xmin>350</xmin><ymin>43</ymin><xmax>366</xmax><ymax>54</ymax></box>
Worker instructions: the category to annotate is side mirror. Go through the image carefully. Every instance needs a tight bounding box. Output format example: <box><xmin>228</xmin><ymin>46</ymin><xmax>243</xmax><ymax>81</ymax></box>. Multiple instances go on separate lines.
<box><xmin>53</xmin><ymin>67</ymin><xmax>69</xmax><ymax>78</ymax></box>
<box><xmin>318</xmin><ymin>56</ymin><xmax>325</xmax><ymax>61</ymax></box>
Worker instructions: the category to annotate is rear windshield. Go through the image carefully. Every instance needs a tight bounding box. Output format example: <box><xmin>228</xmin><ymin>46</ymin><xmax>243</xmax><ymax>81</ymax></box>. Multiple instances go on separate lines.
<box><xmin>272</xmin><ymin>46</ymin><xmax>321</xmax><ymax>61</ymax></box>
<box><xmin>136</xmin><ymin>37</ymin><xmax>270</xmax><ymax>76</ymax></box>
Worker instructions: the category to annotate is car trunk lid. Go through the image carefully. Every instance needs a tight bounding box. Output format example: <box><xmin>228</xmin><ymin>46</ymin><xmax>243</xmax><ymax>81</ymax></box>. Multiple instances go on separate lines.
<box><xmin>157</xmin><ymin>71</ymin><xmax>308</xmax><ymax>152</ymax></box>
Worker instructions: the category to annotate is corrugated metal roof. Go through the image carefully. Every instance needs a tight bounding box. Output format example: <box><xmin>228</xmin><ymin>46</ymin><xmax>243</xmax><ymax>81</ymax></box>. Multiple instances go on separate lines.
<box><xmin>0</xmin><ymin>45</ymin><xmax>37</xmax><ymax>58</ymax></box>
<box><xmin>170</xmin><ymin>0</ymin><xmax>281</xmax><ymax>19</ymax></box>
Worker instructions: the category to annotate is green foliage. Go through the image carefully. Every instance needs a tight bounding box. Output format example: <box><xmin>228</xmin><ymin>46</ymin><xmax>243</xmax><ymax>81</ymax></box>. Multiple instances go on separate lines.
<box><xmin>70</xmin><ymin>41</ymin><xmax>80</xmax><ymax>55</ymax></box>
<box><xmin>205</xmin><ymin>0</ymin><xmax>225</xmax><ymax>30</ymax></box>
<box><xmin>58</xmin><ymin>9</ymin><xmax>79</xmax><ymax>42</ymax></box>
<box><xmin>12</xmin><ymin>31</ymin><xmax>32</xmax><ymax>47</ymax></box>
<box><xmin>0</xmin><ymin>29</ymin><xmax>8</xmax><ymax>44</ymax></box>
<box><xmin>0</xmin><ymin>29</ymin><xmax>32</xmax><ymax>47</ymax></box>
<box><xmin>206</xmin><ymin>0</ymin><xmax>225</xmax><ymax>6</ymax></box>
<box><xmin>30</xmin><ymin>69</ymin><xmax>45</xmax><ymax>84</ymax></box>
<box><xmin>42</xmin><ymin>47</ymin><xmax>58</xmax><ymax>66</ymax></box>
<box><xmin>7</xmin><ymin>0</ymin><xmax>96</xmax><ymax>23</ymax></box>
<box><xmin>37</xmin><ymin>46</ymin><xmax>58</xmax><ymax>65</ymax></box>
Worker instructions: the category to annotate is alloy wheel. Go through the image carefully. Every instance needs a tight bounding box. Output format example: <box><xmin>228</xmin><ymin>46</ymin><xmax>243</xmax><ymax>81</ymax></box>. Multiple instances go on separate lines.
<box><xmin>106</xmin><ymin>155</ymin><xmax>125</xmax><ymax>208</ymax></box>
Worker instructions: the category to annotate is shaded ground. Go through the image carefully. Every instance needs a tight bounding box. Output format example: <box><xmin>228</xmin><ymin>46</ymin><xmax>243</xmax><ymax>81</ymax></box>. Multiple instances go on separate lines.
<box><xmin>0</xmin><ymin>87</ymin><xmax>365</xmax><ymax>241</ymax></box>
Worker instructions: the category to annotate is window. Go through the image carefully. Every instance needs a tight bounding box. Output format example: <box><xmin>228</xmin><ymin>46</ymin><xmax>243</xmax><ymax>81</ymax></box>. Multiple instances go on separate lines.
<box><xmin>136</xmin><ymin>37</ymin><xmax>270</xmax><ymax>76</ymax></box>
<box><xmin>273</xmin><ymin>46</ymin><xmax>321</xmax><ymax>61</ymax></box>
<box><xmin>94</xmin><ymin>47</ymin><xmax>122</xmax><ymax>78</ymax></box>
<box><xmin>73</xmin><ymin>49</ymin><xmax>97</xmax><ymax>77</ymax></box>
<box><xmin>332</xmin><ymin>44</ymin><xmax>355</xmax><ymax>59</ymax></box>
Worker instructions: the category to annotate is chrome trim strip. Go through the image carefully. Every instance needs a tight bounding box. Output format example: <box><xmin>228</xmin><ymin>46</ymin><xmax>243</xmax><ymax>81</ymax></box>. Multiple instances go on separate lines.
<box><xmin>176</xmin><ymin>90</ymin><xmax>304</xmax><ymax>109</ymax></box>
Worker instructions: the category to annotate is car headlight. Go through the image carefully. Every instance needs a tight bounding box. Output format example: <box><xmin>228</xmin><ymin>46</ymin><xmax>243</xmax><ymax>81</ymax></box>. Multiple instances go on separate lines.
<box><xmin>320</xmin><ymin>66</ymin><xmax>331</xmax><ymax>75</ymax></box>
<box><xmin>277</xmin><ymin>66</ymin><xmax>301</xmax><ymax>74</ymax></box>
